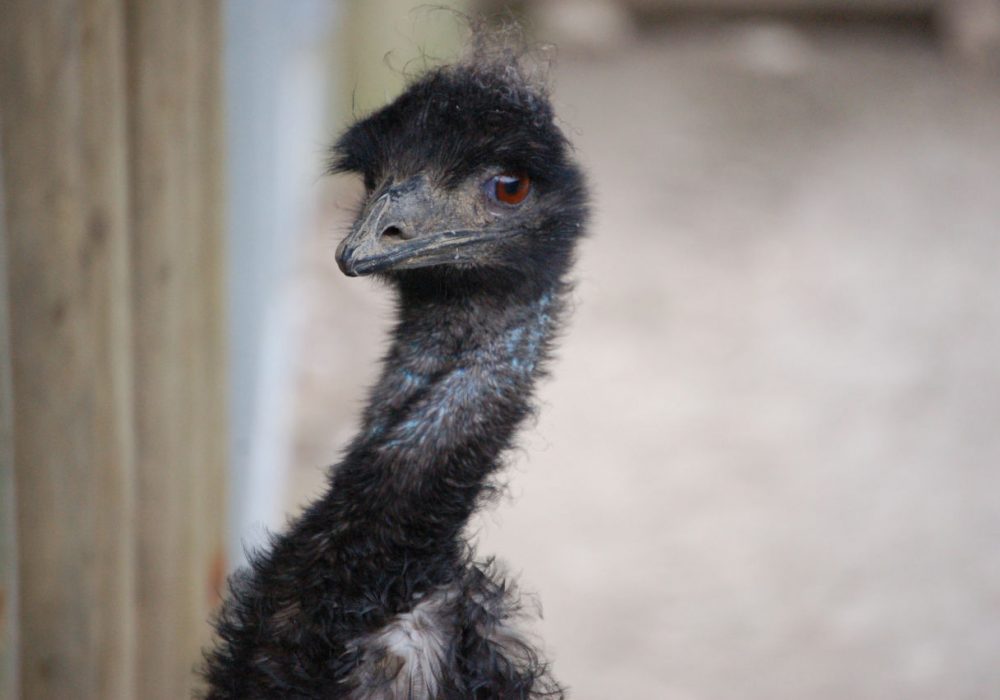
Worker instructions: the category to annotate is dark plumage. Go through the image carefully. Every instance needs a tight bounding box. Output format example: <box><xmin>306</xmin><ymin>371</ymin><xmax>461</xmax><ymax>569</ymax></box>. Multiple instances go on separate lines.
<box><xmin>203</xmin><ymin>42</ymin><xmax>588</xmax><ymax>700</ymax></box>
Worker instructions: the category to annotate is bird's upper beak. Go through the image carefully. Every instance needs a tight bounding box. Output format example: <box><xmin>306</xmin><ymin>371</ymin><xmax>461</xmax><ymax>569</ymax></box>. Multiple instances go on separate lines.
<box><xmin>336</xmin><ymin>177</ymin><xmax>510</xmax><ymax>277</ymax></box>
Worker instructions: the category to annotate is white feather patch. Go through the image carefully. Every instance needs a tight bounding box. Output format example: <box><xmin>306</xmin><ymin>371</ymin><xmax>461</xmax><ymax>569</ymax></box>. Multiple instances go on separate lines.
<box><xmin>346</xmin><ymin>588</ymin><xmax>456</xmax><ymax>700</ymax></box>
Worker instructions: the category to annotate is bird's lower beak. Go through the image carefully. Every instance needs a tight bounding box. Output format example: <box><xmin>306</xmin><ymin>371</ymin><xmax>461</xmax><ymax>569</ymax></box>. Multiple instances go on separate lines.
<box><xmin>336</xmin><ymin>226</ymin><xmax>488</xmax><ymax>277</ymax></box>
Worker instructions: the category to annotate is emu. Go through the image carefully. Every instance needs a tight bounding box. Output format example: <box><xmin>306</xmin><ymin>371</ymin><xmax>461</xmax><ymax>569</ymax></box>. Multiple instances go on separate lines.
<box><xmin>204</xmin><ymin>44</ymin><xmax>588</xmax><ymax>700</ymax></box>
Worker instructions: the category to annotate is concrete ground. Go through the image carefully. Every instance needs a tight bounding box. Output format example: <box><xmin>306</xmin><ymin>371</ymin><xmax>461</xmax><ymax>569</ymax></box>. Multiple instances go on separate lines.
<box><xmin>288</xmin><ymin>22</ymin><xmax>1000</xmax><ymax>699</ymax></box>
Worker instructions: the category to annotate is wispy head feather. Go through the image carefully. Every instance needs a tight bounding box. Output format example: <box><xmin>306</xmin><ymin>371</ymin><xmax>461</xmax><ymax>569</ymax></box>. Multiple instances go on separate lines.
<box><xmin>330</xmin><ymin>17</ymin><xmax>568</xmax><ymax>190</ymax></box>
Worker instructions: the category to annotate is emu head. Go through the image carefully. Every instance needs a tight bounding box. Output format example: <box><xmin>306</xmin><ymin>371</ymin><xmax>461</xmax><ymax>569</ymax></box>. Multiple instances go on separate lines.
<box><xmin>332</xmin><ymin>58</ymin><xmax>587</xmax><ymax>288</ymax></box>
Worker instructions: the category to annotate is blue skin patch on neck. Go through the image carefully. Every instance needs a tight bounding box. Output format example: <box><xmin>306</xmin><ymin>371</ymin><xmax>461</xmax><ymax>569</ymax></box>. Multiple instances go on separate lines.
<box><xmin>366</xmin><ymin>291</ymin><xmax>559</xmax><ymax>453</ymax></box>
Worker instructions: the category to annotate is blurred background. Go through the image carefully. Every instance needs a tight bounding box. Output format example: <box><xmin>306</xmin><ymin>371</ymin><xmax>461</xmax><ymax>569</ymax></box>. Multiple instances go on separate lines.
<box><xmin>3</xmin><ymin>1</ymin><xmax>1000</xmax><ymax>698</ymax></box>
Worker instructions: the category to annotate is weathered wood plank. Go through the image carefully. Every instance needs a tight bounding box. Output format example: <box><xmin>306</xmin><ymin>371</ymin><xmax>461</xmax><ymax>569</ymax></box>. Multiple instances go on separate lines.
<box><xmin>0</xmin><ymin>0</ymin><xmax>136</xmax><ymax>697</ymax></box>
<box><xmin>125</xmin><ymin>1</ymin><xmax>226</xmax><ymax>696</ymax></box>
<box><xmin>191</xmin><ymin>0</ymin><xmax>229</xmax><ymax>644</ymax></box>
<box><xmin>180</xmin><ymin>0</ymin><xmax>227</xmax><ymax>683</ymax></box>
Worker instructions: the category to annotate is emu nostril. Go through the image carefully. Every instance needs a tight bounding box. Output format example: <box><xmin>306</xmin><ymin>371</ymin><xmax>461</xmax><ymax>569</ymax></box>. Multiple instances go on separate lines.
<box><xmin>380</xmin><ymin>225</ymin><xmax>411</xmax><ymax>242</ymax></box>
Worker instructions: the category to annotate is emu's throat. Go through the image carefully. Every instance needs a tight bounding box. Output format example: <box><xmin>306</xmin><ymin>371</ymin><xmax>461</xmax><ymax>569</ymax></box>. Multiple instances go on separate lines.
<box><xmin>368</xmin><ymin>286</ymin><xmax>557</xmax><ymax>458</ymax></box>
<box><xmin>335</xmin><ymin>281</ymin><xmax>562</xmax><ymax>554</ymax></box>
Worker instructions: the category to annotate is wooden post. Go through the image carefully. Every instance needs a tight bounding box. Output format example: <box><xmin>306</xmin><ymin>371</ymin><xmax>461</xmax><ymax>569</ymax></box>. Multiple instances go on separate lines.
<box><xmin>1</xmin><ymin>1</ymin><xmax>226</xmax><ymax>698</ymax></box>
<box><xmin>124</xmin><ymin>2</ymin><xmax>226</xmax><ymax>697</ymax></box>
<box><xmin>0</xmin><ymin>1</ymin><xmax>136</xmax><ymax>697</ymax></box>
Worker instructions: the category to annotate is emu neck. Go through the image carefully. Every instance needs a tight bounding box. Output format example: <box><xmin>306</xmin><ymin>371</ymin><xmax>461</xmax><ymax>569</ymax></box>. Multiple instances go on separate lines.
<box><xmin>328</xmin><ymin>276</ymin><xmax>562</xmax><ymax>569</ymax></box>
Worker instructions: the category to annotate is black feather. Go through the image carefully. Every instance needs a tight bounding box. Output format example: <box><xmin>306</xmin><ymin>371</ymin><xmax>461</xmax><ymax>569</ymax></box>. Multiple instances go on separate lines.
<box><xmin>203</xmin><ymin>41</ymin><xmax>588</xmax><ymax>700</ymax></box>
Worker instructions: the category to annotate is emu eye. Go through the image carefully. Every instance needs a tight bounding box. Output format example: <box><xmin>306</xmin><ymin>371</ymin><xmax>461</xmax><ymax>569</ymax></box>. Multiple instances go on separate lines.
<box><xmin>487</xmin><ymin>173</ymin><xmax>531</xmax><ymax>206</ymax></box>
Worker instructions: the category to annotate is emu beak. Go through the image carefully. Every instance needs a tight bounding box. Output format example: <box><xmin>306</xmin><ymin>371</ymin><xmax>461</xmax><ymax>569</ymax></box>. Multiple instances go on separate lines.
<box><xmin>336</xmin><ymin>178</ymin><xmax>439</xmax><ymax>277</ymax></box>
<box><xmin>336</xmin><ymin>178</ymin><xmax>504</xmax><ymax>276</ymax></box>
<box><xmin>336</xmin><ymin>190</ymin><xmax>398</xmax><ymax>276</ymax></box>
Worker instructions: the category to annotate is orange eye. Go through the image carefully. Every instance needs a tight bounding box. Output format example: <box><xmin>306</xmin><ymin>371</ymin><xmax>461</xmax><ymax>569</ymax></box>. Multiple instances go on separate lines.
<box><xmin>489</xmin><ymin>173</ymin><xmax>531</xmax><ymax>206</ymax></box>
